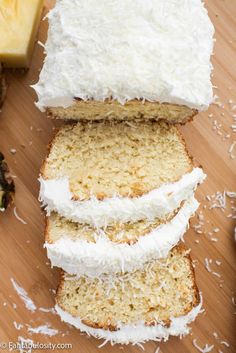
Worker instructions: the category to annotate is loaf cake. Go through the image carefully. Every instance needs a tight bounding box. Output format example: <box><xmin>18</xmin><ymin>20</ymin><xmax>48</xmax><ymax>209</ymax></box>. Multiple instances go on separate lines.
<box><xmin>0</xmin><ymin>153</ymin><xmax>15</xmax><ymax>211</ymax></box>
<box><xmin>45</xmin><ymin>197</ymin><xmax>198</xmax><ymax>277</ymax></box>
<box><xmin>33</xmin><ymin>0</ymin><xmax>214</xmax><ymax>122</ymax></box>
<box><xmin>55</xmin><ymin>245</ymin><xmax>202</xmax><ymax>345</ymax></box>
<box><xmin>39</xmin><ymin>120</ymin><xmax>205</xmax><ymax>227</ymax></box>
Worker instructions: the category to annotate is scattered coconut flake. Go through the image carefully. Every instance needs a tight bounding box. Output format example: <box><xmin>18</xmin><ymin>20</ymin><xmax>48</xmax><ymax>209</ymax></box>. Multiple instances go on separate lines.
<box><xmin>215</xmin><ymin>260</ymin><xmax>221</xmax><ymax>266</ymax></box>
<box><xmin>213</xmin><ymin>332</ymin><xmax>218</xmax><ymax>339</ymax></box>
<box><xmin>210</xmin><ymin>238</ymin><xmax>218</xmax><ymax>242</ymax></box>
<box><xmin>220</xmin><ymin>340</ymin><xmax>230</xmax><ymax>347</ymax></box>
<box><xmin>232</xmin><ymin>297</ymin><xmax>236</xmax><ymax>306</ymax></box>
<box><xmin>213</xmin><ymin>228</ymin><xmax>220</xmax><ymax>233</ymax></box>
<box><xmin>227</xmin><ymin>192</ymin><xmax>236</xmax><ymax>198</ymax></box>
<box><xmin>13</xmin><ymin>207</ymin><xmax>27</xmax><ymax>225</ymax></box>
<box><xmin>155</xmin><ymin>347</ymin><xmax>160</xmax><ymax>353</ymax></box>
<box><xmin>98</xmin><ymin>339</ymin><xmax>110</xmax><ymax>348</ymax></box>
<box><xmin>11</xmin><ymin>278</ymin><xmax>36</xmax><ymax>312</ymax></box>
<box><xmin>38</xmin><ymin>307</ymin><xmax>56</xmax><ymax>314</ymax></box>
<box><xmin>228</xmin><ymin>141</ymin><xmax>236</xmax><ymax>153</ymax></box>
<box><xmin>136</xmin><ymin>342</ymin><xmax>145</xmax><ymax>350</ymax></box>
<box><xmin>212</xmin><ymin>271</ymin><xmax>221</xmax><ymax>278</ymax></box>
<box><xmin>192</xmin><ymin>339</ymin><xmax>214</xmax><ymax>353</ymax></box>
<box><xmin>37</xmin><ymin>41</ymin><xmax>45</xmax><ymax>48</ymax></box>
<box><xmin>210</xmin><ymin>191</ymin><xmax>226</xmax><ymax>210</ymax></box>
<box><xmin>17</xmin><ymin>336</ymin><xmax>33</xmax><ymax>353</ymax></box>
<box><xmin>14</xmin><ymin>321</ymin><xmax>24</xmax><ymax>330</ymax></box>
<box><xmin>27</xmin><ymin>324</ymin><xmax>58</xmax><ymax>337</ymax></box>
<box><xmin>205</xmin><ymin>258</ymin><xmax>212</xmax><ymax>273</ymax></box>
<box><xmin>10</xmin><ymin>148</ymin><xmax>17</xmax><ymax>154</ymax></box>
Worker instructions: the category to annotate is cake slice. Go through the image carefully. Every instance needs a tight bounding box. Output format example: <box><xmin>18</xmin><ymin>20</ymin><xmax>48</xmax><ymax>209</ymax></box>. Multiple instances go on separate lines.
<box><xmin>55</xmin><ymin>245</ymin><xmax>202</xmax><ymax>345</ymax></box>
<box><xmin>0</xmin><ymin>153</ymin><xmax>15</xmax><ymax>211</ymax></box>
<box><xmin>45</xmin><ymin>196</ymin><xmax>199</xmax><ymax>277</ymax></box>
<box><xmin>33</xmin><ymin>0</ymin><xmax>214</xmax><ymax>122</ymax></box>
<box><xmin>39</xmin><ymin>120</ymin><xmax>205</xmax><ymax>227</ymax></box>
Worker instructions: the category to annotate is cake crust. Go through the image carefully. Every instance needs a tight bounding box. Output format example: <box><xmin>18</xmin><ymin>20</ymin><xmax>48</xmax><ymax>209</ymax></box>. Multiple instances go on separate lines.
<box><xmin>47</xmin><ymin>100</ymin><xmax>198</xmax><ymax>124</ymax></box>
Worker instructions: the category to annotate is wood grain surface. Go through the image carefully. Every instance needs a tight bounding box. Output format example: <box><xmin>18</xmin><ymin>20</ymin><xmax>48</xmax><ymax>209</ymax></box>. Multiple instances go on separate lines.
<box><xmin>0</xmin><ymin>1</ymin><xmax>235</xmax><ymax>352</ymax></box>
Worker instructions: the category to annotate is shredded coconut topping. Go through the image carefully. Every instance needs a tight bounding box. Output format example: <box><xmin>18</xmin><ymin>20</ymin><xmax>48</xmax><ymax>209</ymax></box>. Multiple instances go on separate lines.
<box><xmin>33</xmin><ymin>0</ymin><xmax>214</xmax><ymax>111</ymax></box>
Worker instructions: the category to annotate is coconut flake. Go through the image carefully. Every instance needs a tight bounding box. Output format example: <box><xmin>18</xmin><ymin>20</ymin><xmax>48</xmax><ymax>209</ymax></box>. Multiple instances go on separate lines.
<box><xmin>13</xmin><ymin>321</ymin><xmax>24</xmax><ymax>330</ymax></box>
<box><xmin>38</xmin><ymin>307</ymin><xmax>56</xmax><ymax>314</ymax></box>
<box><xmin>212</xmin><ymin>272</ymin><xmax>221</xmax><ymax>278</ymax></box>
<box><xmin>11</xmin><ymin>278</ymin><xmax>36</xmax><ymax>312</ymax></box>
<box><xmin>13</xmin><ymin>207</ymin><xmax>27</xmax><ymax>225</ymax></box>
<box><xmin>17</xmin><ymin>336</ymin><xmax>34</xmax><ymax>353</ymax></box>
<box><xmin>192</xmin><ymin>339</ymin><xmax>214</xmax><ymax>353</ymax></box>
<box><xmin>220</xmin><ymin>340</ymin><xmax>230</xmax><ymax>347</ymax></box>
<box><xmin>27</xmin><ymin>325</ymin><xmax>58</xmax><ymax>336</ymax></box>
<box><xmin>204</xmin><ymin>258</ymin><xmax>212</xmax><ymax>273</ymax></box>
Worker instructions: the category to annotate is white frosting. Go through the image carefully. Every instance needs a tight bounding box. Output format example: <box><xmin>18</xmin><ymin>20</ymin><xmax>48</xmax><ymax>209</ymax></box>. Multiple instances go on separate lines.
<box><xmin>55</xmin><ymin>299</ymin><xmax>202</xmax><ymax>345</ymax></box>
<box><xmin>33</xmin><ymin>0</ymin><xmax>214</xmax><ymax>112</ymax></box>
<box><xmin>39</xmin><ymin>168</ymin><xmax>206</xmax><ymax>228</ymax></box>
<box><xmin>46</xmin><ymin>197</ymin><xmax>199</xmax><ymax>277</ymax></box>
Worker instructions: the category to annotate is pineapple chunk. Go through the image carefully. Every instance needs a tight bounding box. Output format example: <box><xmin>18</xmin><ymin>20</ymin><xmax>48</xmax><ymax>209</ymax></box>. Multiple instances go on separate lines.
<box><xmin>0</xmin><ymin>153</ymin><xmax>15</xmax><ymax>211</ymax></box>
<box><xmin>0</xmin><ymin>0</ymin><xmax>44</xmax><ymax>68</ymax></box>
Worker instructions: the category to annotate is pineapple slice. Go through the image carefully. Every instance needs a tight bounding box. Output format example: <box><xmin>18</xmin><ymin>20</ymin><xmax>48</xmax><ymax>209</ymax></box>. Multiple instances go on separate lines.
<box><xmin>0</xmin><ymin>0</ymin><xmax>44</xmax><ymax>68</ymax></box>
<box><xmin>0</xmin><ymin>153</ymin><xmax>15</xmax><ymax>211</ymax></box>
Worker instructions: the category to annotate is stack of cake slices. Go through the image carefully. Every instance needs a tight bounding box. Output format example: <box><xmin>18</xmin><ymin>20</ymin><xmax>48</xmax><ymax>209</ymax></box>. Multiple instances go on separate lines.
<box><xmin>39</xmin><ymin>121</ymin><xmax>206</xmax><ymax>344</ymax></box>
<box><xmin>35</xmin><ymin>0</ymin><xmax>214</xmax><ymax>346</ymax></box>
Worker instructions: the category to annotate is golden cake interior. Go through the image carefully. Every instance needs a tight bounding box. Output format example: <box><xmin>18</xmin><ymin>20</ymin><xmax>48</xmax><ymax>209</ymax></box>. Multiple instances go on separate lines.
<box><xmin>56</xmin><ymin>246</ymin><xmax>199</xmax><ymax>330</ymax></box>
<box><xmin>46</xmin><ymin>208</ymin><xmax>176</xmax><ymax>245</ymax></box>
<box><xmin>42</xmin><ymin>121</ymin><xmax>192</xmax><ymax>201</ymax></box>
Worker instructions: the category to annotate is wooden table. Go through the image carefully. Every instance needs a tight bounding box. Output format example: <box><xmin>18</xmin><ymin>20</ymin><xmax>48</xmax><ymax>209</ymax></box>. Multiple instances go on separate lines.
<box><xmin>0</xmin><ymin>1</ymin><xmax>235</xmax><ymax>352</ymax></box>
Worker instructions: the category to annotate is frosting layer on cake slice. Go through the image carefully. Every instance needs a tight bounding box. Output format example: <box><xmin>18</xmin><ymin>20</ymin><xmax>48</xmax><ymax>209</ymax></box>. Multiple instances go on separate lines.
<box><xmin>33</xmin><ymin>0</ymin><xmax>214</xmax><ymax>121</ymax></box>
<box><xmin>39</xmin><ymin>121</ymin><xmax>205</xmax><ymax>227</ymax></box>
<box><xmin>45</xmin><ymin>197</ymin><xmax>199</xmax><ymax>277</ymax></box>
<box><xmin>55</xmin><ymin>245</ymin><xmax>202</xmax><ymax>345</ymax></box>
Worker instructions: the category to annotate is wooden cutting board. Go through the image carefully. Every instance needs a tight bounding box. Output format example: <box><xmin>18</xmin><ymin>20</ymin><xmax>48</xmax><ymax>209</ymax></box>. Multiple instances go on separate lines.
<box><xmin>0</xmin><ymin>1</ymin><xmax>235</xmax><ymax>352</ymax></box>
